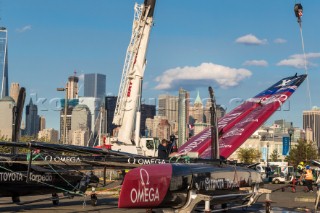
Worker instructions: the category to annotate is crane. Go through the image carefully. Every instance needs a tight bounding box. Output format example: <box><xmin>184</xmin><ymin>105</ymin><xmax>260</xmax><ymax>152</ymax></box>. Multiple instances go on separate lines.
<box><xmin>111</xmin><ymin>0</ymin><xmax>157</xmax><ymax>156</ymax></box>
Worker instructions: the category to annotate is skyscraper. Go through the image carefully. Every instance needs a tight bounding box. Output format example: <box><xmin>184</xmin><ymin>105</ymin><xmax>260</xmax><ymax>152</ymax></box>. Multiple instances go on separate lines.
<box><xmin>84</xmin><ymin>73</ymin><xmax>106</xmax><ymax>100</ymax></box>
<box><xmin>105</xmin><ymin>96</ymin><xmax>117</xmax><ymax>136</ymax></box>
<box><xmin>303</xmin><ymin>109</ymin><xmax>320</xmax><ymax>148</ymax></box>
<box><xmin>140</xmin><ymin>104</ymin><xmax>156</xmax><ymax>136</ymax></box>
<box><xmin>204</xmin><ymin>100</ymin><xmax>226</xmax><ymax>124</ymax></box>
<box><xmin>178</xmin><ymin>88</ymin><xmax>190</xmax><ymax>147</ymax></box>
<box><xmin>158</xmin><ymin>94</ymin><xmax>178</xmax><ymax>122</ymax></box>
<box><xmin>70</xmin><ymin>104</ymin><xmax>91</xmax><ymax>146</ymax></box>
<box><xmin>60</xmin><ymin>106</ymin><xmax>74</xmax><ymax>144</ymax></box>
<box><xmin>39</xmin><ymin>116</ymin><xmax>46</xmax><ymax>131</ymax></box>
<box><xmin>25</xmin><ymin>98</ymin><xmax>40</xmax><ymax>137</ymax></box>
<box><xmin>0</xmin><ymin>27</ymin><xmax>9</xmax><ymax>99</ymax></box>
<box><xmin>79</xmin><ymin>97</ymin><xmax>104</xmax><ymax>146</ymax></box>
<box><xmin>190</xmin><ymin>91</ymin><xmax>204</xmax><ymax>123</ymax></box>
<box><xmin>67</xmin><ymin>75</ymin><xmax>79</xmax><ymax>99</ymax></box>
<box><xmin>38</xmin><ymin>128</ymin><xmax>59</xmax><ymax>143</ymax></box>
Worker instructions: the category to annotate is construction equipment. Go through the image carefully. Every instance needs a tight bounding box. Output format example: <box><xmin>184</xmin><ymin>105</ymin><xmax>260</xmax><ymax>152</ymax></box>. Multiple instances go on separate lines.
<box><xmin>110</xmin><ymin>0</ymin><xmax>158</xmax><ymax>156</ymax></box>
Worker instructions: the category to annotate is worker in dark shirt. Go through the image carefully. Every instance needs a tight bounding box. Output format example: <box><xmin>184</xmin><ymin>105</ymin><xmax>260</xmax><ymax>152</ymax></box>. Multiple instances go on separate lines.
<box><xmin>158</xmin><ymin>139</ymin><xmax>168</xmax><ymax>159</ymax></box>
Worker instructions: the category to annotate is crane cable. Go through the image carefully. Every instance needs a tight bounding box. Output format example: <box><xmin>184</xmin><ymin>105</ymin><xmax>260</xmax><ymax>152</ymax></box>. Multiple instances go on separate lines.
<box><xmin>295</xmin><ymin>3</ymin><xmax>312</xmax><ymax>108</ymax></box>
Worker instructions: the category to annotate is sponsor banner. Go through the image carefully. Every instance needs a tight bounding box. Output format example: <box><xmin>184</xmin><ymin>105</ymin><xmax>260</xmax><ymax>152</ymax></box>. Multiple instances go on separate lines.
<box><xmin>118</xmin><ymin>164</ymin><xmax>172</xmax><ymax>208</ymax></box>
<box><xmin>261</xmin><ymin>147</ymin><xmax>267</xmax><ymax>161</ymax></box>
<box><xmin>282</xmin><ymin>136</ymin><xmax>290</xmax><ymax>156</ymax></box>
<box><xmin>0</xmin><ymin>172</ymin><xmax>53</xmax><ymax>182</ymax></box>
<box><xmin>44</xmin><ymin>155</ymin><xmax>81</xmax><ymax>163</ymax></box>
<box><xmin>127</xmin><ymin>158</ymin><xmax>166</xmax><ymax>165</ymax></box>
<box><xmin>177</xmin><ymin>127</ymin><xmax>211</xmax><ymax>155</ymax></box>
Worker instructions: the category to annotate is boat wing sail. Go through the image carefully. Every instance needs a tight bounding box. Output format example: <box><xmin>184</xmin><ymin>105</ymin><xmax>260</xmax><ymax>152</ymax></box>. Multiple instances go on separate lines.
<box><xmin>178</xmin><ymin>74</ymin><xmax>307</xmax><ymax>159</ymax></box>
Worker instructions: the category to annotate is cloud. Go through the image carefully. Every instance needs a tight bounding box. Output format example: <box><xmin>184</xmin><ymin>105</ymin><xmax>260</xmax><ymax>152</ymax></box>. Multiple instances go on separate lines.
<box><xmin>277</xmin><ymin>52</ymin><xmax>320</xmax><ymax>69</ymax></box>
<box><xmin>78</xmin><ymin>74</ymin><xmax>85</xmax><ymax>81</ymax></box>
<box><xmin>235</xmin><ymin>34</ymin><xmax>267</xmax><ymax>45</ymax></box>
<box><xmin>16</xmin><ymin>25</ymin><xmax>32</xmax><ymax>33</ymax></box>
<box><xmin>243</xmin><ymin>60</ymin><xmax>268</xmax><ymax>67</ymax></box>
<box><xmin>155</xmin><ymin>63</ymin><xmax>252</xmax><ymax>91</ymax></box>
<box><xmin>274</xmin><ymin>38</ymin><xmax>287</xmax><ymax>44</ymax></box>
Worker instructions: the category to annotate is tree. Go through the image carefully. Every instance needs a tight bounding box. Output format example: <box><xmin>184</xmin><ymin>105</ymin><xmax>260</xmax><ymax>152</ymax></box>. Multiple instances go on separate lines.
<box><xmin>0</xmin><ymin>136</ymin><xmax>10</xmax><ymax>153</ymax></box>
<box><xmin>270</xmin><ymin>149</ymin><xmax>280</xmax><ymax>162</ymax></box>
<box><xmin>19</xmin><ymin>135</ymin><xmax>38</xmax><ymax>142</ymax></box>
<box><xmin>237</xmin><ymin>148</ymin><xmax>261</xmax><ymax>164</ymax></box>
<box><xmin>285</xmin><ymin>139</ymin><xmax>318</xmax><ymax>166</ymax></box>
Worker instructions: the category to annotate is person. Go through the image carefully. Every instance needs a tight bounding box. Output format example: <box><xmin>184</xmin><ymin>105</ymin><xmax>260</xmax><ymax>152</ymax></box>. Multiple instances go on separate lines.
<box><xmin>304</xmin><ymin>165</ymin><xmax>314</xmax><ymax>192</ymax></box>
<box><xmin>297</xmin><ymin>161</ymin><xmax>305</xmax><ymax>177</ymax></box>
<box><xmin>168</xmin><ymin>135</ymin><xmax>178</xmax><ymax>154</ymax></box>
<box><xmin>158</xmin><ymin>139</ymin><xmax>168</xmax><ymax>159</ymax></box>
<box><xmin>265</xmin><ymin>165</ymin><xmax>271</xmax><ymax>178</ymax></box>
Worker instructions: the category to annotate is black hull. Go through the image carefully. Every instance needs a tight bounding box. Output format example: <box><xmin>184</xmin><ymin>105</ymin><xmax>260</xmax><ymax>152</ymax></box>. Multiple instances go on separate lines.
<box><xmin>119</xmin><ymin>164</ymin><xmax>263</xmax><ymax>208</ymax></box>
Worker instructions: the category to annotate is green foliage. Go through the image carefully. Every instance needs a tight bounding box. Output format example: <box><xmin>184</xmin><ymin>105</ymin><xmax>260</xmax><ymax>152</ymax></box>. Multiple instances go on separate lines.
<box><xmin>0</xmin><ymin>136</ymin><xmax>39</xmax><ymax>154</ymax></box>
<box><xmin>0</xmin><ymin>136</ymin><xmax>11</xmax><ymax>153</ymax></box>
<box><xmin>19</xmin><ymin>135</ymin><xmax>38</xmax><ymax>142</ymax></box>
<box><xmin>237</xmin><ymin>148</ymin><xmax>261</xmax><ymax>164</ymax></box>
<box><xmin>285</xmin><ymin>139</ymin><xmax>318</xmax><ymax>166</ymax></box>
<box><xmin>270</xmin><ymin>149</ymin><xmax>280</xmax><ymax>162</ymax></box>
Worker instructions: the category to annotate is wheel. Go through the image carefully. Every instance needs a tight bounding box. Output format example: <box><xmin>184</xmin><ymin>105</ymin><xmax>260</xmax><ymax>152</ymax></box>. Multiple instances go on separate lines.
<box><xmin>91</xmin><ymin>194</ymin><xmax>98</xmax><ymax>206</ymax></box>
<box><xmin>12</xmin><ymin>196</ymin><xmax>20</xmax><ymax>203</ymax></box>
<box><xmin>52</xmin><ymin>199</ymin><xmax>59</xmax><ymax>205</ymax></box>
<box><xmin>242</xmin><ymin>200</ymin><xmax>249</xmax><ymax>210</ymax></box>
<box><xmin>265</xmin><ymin>202</ymin><xmax>271</xmax><ymax>213</ymax></box>
<box><xmin>52</xmin><ymin>193</ymin><xmax>59</xmax><ymax>205</ymax></box>
<box><xmin>274</xmin><ymin>179</ymin><xmax>279</xmax><ymax>184</ymax></box>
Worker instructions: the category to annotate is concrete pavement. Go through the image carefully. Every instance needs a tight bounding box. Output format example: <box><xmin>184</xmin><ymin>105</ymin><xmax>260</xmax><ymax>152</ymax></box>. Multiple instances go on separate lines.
<box><xmin>0</xmin><ymin>183</ymin><xmax>318</xmax><ymax>212</ymax></box>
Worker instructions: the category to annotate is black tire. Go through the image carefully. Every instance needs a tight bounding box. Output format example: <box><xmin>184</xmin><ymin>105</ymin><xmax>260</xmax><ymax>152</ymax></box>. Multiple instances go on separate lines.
<box><xmin>52</xmin><ymin>193</ymin><xmax>59</xmax><ymax>206</ymax></box>
<box><xmin>91</xmin><ymin>194</ymin><xmax>98</xmax><ymax>206</ymax></box>
<box><xmin>12</xmin><ymin>196</ymin><xmax>20</xmax><ymax>203</ymax></box>
<box><xmin>266</xmin><ymin>202</ymin><xmax>271</xmax><ymax>213</ymax></box>
<box><xmin>274</xmin><ymin>179</ymin><xmax>279</xmax><ymax>184</ymax></box>
<box><xmin>52</xmin><ymin>199</ymin><xmax>59</xmax><ymax>205</ymax></box>
<box><xmin>91</xmin><ymin>198</ymin><xmax>97</xmax><ymax>206</ymax></box>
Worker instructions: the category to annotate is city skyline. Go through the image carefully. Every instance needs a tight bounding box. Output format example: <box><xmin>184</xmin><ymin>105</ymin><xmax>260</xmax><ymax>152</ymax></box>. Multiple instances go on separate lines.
<box><xmin>2</xmin><ymin>1</ymin><xmax>320</xmax><ymax>130</ymax></box>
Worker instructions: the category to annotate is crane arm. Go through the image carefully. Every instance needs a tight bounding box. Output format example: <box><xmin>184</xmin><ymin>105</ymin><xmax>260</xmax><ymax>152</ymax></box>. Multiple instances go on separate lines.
<box><xmin>113</xmin><ymin>0</ymin><xmax>156</xmax><ymax>145</ymax></box>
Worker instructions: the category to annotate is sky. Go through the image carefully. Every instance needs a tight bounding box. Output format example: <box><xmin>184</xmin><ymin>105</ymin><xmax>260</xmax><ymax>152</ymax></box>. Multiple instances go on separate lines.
<box><xmin>1</xmin><ymin>0</ymin><xmax>320</xmax><ymax>130</ymax></box>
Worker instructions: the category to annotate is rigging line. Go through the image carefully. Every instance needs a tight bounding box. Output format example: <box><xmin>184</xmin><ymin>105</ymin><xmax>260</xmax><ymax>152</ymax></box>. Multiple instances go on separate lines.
<box><xmin>38</xmin><ymin>154</ymin><xmax>77</xmax><ymax>189</ymax></box>
<box><xmin>299</xmin><ymin>24</ymin><xmax>312</xmax><ymax>108</ymax></box>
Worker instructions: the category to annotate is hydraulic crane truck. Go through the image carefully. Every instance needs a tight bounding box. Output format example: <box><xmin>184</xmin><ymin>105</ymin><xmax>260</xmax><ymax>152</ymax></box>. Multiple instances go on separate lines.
<box><xmin>110</xmin><ymin>0</ymin><xmax>158</xmax><ymax>157</ymax></box>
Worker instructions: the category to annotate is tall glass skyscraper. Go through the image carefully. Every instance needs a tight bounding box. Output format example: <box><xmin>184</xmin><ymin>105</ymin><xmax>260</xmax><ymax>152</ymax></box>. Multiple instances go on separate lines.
<box><xmin>0</xmin><ymin>27</ymin><xmax>8</xmax><ymax>99</ymax></box>
<box><xmin>178</xmin><ymin>88</ymin><xmax>190</xmax><ymax>147</ymax></box>
<box><xmin>84</xmin><ymin>73</ymin><xmax>106</xmax><ymax>100</ymax></box>
<box><xmin>25</xmin><ymin>98</ymin><xmax>40</xmax><ymax>137</ymax></box>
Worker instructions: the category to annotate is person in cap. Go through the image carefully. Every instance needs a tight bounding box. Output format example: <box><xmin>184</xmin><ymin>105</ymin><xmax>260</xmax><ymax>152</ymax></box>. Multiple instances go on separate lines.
<box><xmin>304</xmin><ymin>165</ymin><xmax>314</xmax><ymax>192</ymax></box>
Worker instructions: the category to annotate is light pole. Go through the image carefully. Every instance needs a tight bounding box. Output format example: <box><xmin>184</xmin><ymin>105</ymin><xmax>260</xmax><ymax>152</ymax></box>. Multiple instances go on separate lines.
<box><xmin>57</xmin><ymin>87</ymin><xmax>68</xmax><ymax>144</ymax></box>
<box><xmin>288</xmin><ymin>122</ymin><xmax>294</xmax><ymax>151</ymax></box>
<box><xmin>266</xmin><ymin>142</ymin><xmax>269</xmax><ymax>165</ymax></box>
